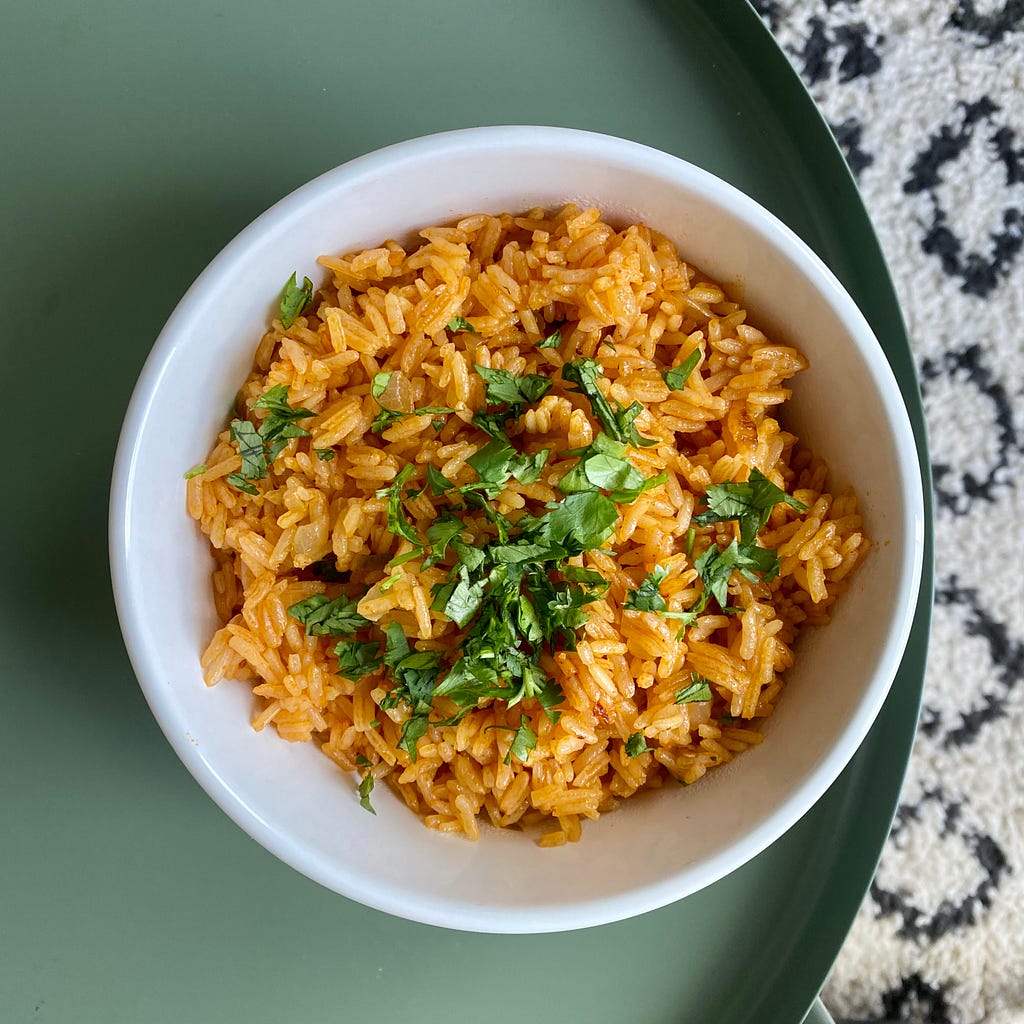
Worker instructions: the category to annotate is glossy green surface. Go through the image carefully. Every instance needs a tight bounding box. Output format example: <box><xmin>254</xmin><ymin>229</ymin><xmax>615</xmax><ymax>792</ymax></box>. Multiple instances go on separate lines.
<box><xmin>0</xmin><ymin>2</ymin><xmax>932</xmax><ymax>1021</ymax></box>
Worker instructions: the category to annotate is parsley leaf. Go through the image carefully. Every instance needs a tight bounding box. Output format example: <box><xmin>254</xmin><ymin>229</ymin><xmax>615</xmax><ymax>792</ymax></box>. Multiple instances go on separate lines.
<box><xmin>280</xmin><ymin>272</ymin><xmax>314</xmax><ymax>329</ymax></box>
<box><xmin>332</xmin><ymin>638</ymin><xmax>383</xmax><ymax>680</ymax></box>
<box><xmin>370</xmin><ymin>372</ymin><xmax>392</xmax><ymax>401</ymax></box>
<box><xmin>226</xmin><ymin>472</ymin><xmax>260</xmax><ymax>496</ymax></box>
<box><xmin>693</xmin><ymin>469</ymin><xmax>807</xmax><ymax>543</ymax></box>
<box><xmin>377</xmin><ymin>464</ymin><xmax>424</xmax><ymax>547</ymax></box>
<box><xmin>694</xmin><ymin>538</ymin><xmax>780</xmax><ymax>609</ymax></box>
<box><xmin>474</xmin><ymin>365</ymin><xmax>553</xmax><ymax>408</ymax></box>
<box><xmin>426</xmin><ymin>464</ymin><xmax>453</xmax><ymax>495</ymax></box>
<box><xmin>287</xmin><ymin>593</ymin><xmax>368</xmax><ymax>636</ymax></box>
<box><xmin>505</xmin><ymin>714</ymin><xmax>538</xmax><ymax>765</ymax></box>
<box><xmin>183</xmin><ymin>463</ymin><xmax>206</xmax><ymax>479</ymax></box>
<box><xmin>536</xmin><ymin>327</ymin><xmax>563</xmax><ymax>349</ymax></box>
<box><xmin>535</xmin><ymin>678</ymin><xmax>565</xmax><ymax>724</ymax></box>
<box><xmin>540</xmin><ymin>491</ymin><xmax>619</xmax><ymax>553</ymax></box>
<box><xmin>382</xmin><ymin>622</ymin><xmax>443</xmax><ymax>725</ymax></box>
<box><xmin>230</xmin><ymin>419</ymin><xmax>268</xmax><ymax>479</ymax></box>
<box><xmin>370</xmin><ymin>371</ymin><xmax>453</xmax><ymax>434</ymax></box>
<box><xmin>662</xmin><ymin>348</ymin><xmax>702</xmax><ymax>391</ymax></box>
<box><xmin>228</xmin><ymin>387</ymin><xmax>314</xmax><ymax>478</ymax></box>
<box><xmin>625</xmin><ymin>732</ymin><xmax>651</xmax><ymax>757</ymax></box>
<box><xmin>676</xmin><ymin>674</ymin><xmax>712</xmax><ymax>704</ymax></box>
<box><xmin>398</xmin><ymin>713</ymin><xmax>430</xmax><ymax>761</ymax></box>
<box><xmin>624</xmin><ymin>565</ymin><xmax>670</xmax><ymax>612</ymax></box>
<box><xmin>357</xmin><ymin>771</ymin><xmax>376</xmax><ymax>814</ymax></box>
<box><xmin>561</xmin><ymin>359</ymin><xmax>657</xmax><ymax>447</ymax></box>
<box><xmin>447</xmin><ymin>316</ymin><xmax>476</xmax><ymax>333</ymax></box>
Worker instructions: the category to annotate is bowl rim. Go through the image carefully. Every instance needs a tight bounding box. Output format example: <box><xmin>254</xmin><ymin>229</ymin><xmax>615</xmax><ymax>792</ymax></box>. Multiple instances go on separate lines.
<box><xmin>109</xmin><ymin>125</ymin><xmax>925</xmax><ymax>933</ymax></box>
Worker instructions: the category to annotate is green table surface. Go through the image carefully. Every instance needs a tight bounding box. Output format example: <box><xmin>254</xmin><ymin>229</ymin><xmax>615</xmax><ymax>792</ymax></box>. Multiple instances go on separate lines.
<box><xmin>0</xmin><ymin>2</ymin><xmax>933</xmax><ymax>1022</ymax></box>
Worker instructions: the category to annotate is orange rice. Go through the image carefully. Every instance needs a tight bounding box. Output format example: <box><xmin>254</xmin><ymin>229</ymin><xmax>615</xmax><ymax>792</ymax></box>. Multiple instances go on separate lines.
<box><xmin>187</xmin><ymin>205</ymin><xmax>869</xmax><ymax>845</ymax></box>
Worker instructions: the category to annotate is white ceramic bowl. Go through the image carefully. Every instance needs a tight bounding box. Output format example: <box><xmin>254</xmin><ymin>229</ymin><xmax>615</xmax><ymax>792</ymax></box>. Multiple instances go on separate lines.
<box><xmin>110</xmin><ymin>126</ymin><xmax>924</xmax><ymax>933</ymax></box>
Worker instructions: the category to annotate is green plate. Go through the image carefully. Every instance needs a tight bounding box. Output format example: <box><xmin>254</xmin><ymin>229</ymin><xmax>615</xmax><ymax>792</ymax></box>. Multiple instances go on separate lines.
<box><xmin>0</xmin><ymin>1</ymin><xmax>932</xmax><ymax>1021</ymax></box>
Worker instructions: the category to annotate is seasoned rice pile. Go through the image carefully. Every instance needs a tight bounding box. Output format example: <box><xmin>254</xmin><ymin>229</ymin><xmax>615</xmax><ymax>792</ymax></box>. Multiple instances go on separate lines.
<box><xmin>187</xmin><ymin>205</ymin><xmax>868</xmax><ymax>845</ymax></box>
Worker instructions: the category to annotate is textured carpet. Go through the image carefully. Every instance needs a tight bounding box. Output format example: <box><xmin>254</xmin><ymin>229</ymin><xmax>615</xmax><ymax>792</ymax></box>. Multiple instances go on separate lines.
<box><xmin>752</xmin><ymin>2</ymin><xmax>1024</xmax><ymax>1022</ymax></box>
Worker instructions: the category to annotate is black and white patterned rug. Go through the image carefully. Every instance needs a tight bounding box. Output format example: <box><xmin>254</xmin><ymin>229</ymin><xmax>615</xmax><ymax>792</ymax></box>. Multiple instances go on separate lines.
<box><xmin>753</xmin><ymin>3</ymin><xmax>1024</xmax><ymax>1022</ymax></box>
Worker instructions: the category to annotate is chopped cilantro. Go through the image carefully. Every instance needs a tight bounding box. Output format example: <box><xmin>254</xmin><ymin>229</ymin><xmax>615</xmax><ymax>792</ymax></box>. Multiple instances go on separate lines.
<box><xmin>332</xmin><ymin>638</ymin><xmax>383</xmax><ymax>680</ymax></box>
<box><xmin>426</xmin><ymin>464</ymin><xmax>453</xmax><ymax>496</ymax></box>
<box><xmin>355</xmin><ymin>754</ymin><xmax>373</xmax><ymax>767</ymax></box>
<box><xmin>377</xmin><ymin>464</ymin><xmax>424</xmax><ymax>547</ymax></box>
<box><xmin>676</xmin><ymin>674</ymin><xmax>712</xmax><ymax>704</ymax></box>
<box><xmin>535</xmin><ymin>678</ymin><xmax>565</xmax><ymax>724</ymax></box>
<box><xmin>230</xmin><ymin>419</ymin><xmax>268</xmax><ymax>480</ymax></box>
<box><xmin>536</xmin><ymin>327</ymin><xmax>562</xmax><ymax>349</ymax></box>
<box><xmin>314</xmin><ymin>448</ymin><xmax>335</xmax><ymax>461</ymax></box>
<box><xmin>561</xmin><ymin>359</ymin><xmax>657</xmax><ymax>447</ymax></box>
<box><xmin>625</xmin><ymin>732</ymin><xmax>651</xmax><ymax>757</ymax></box>
<box><xmin>369</xmin><ymin>371</ymin><xmax>453</xmax><ymax>434</ymax></box>
<box><xmin>357</xmin><ymin>771</ymin><xmax>376</xmax><ymax>814</ymax></box>
<box><xmin>558</xmin><ymin>432</ymin><xmax>667</xmax><ymax>503</ymax></box>
<box><xmin>370</xmin><ymin>372</ymin><xmax>392</xmax><ymax>401</ymax></box>
<box><xmin>280</xmin><ymin>272</ymin><xmax>314</xmax><ymax>329</ymax></box>
<box><xmin>398</xmin><ymin>713</ymin><xmax>430</xmax><ymax>761</ymax></box>
<box><xmin>662</xmin><ymin>349</ymin><xmax>702</xmax><ymax>391</ymax></box>
<box><xmin>378</xmin><ymin>573</ymin><xmax>401</xmax><ymax>593</ymax></box>
<box><xmin>287</xmin><ymin>593</ymin><xmax>368</xmax><ymax>636</ymax></box>
<box><xmin>226</xmin><ymin>472</ymin><xmax>260</xmax><ymax>496</ymax></box>
<box><xmin>227</xmin><ymin>385</ymin><xmax>314</xmax><ymax>489</ymax></box>
<box><xmin>694</xmin><ymin>538</ymin><xmax>780</xmax><ymax>609</ymax></box>
<box><xmin>474</xmin><ymin>365</ymin><xmax>553</xmax><ymax>408</ymax></box>
<box><xmin>624</xmin><ymin>565</ymin><xmax>670</xmax><ymax>613</ymax></box>
<box><xmin>447</xmin><ymin>316</ymin><xmax>476</xmax><ymax>333</ymax></box>
<box><xmin>539</xmin><ymin>490</ymin><xmax>618</xmax><ymax>553</ymax></box>
<box><xmin>379</xmin><ymin>624</ymin><xmax>443</xmax><ymax>750</ymax></box>
<box><xmin>183</xmin><ymin>463</ymin><xmax>206</xmax><ymax>479</ymax></box>
<box><xmin>504</xmin><ymin>714</ymin><xmax>537</xmax><ymax>765</ymax></box>
<box><xmin>694</xmin><ymin>469</ymin><xmax>807</xmax><ymax>543</ymax></box>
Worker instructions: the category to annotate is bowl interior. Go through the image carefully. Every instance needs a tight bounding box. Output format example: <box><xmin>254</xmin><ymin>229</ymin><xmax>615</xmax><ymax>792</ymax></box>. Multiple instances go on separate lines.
<box><xmin>112</xmin><ymin>128</ymin><xmax>923</xmax><ymax>932</ymax></box>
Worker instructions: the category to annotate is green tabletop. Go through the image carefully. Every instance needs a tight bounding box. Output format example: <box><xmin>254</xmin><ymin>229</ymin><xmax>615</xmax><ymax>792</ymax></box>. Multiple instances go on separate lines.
<box><xmin>0</xmin><ymin>2</ymin><xmax>932</xmax><ymax>1021</ymax></box>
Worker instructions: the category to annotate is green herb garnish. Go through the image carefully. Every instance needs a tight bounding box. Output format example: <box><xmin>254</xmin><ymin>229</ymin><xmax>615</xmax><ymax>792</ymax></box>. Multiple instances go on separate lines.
<box><xmin>447</xmin><ymin>316</ymin><xmax>476</xmax><ymax>333</ymax></box>
<box><xmin>377</xmin><ymin>464</ymin><xmax>425</xmax><ymax>548</ymax></box>
<box><xmin>369</xmin><ymin>370</ymin><xmax>454</xmax><ymax>435</ymax></box>
<box><xmin>287</xmin><ymin>593</ymin><xmax>369</xmax><ymax>636</ymax></box>
<box><xmin>625</xmin><ymin>732</ymin><xmax>651</xmax><ymax>757</ymax></box>
<box><xmin>558</xmin><ymin>432</ymin><xmax>666</xmax><ymax>503</ymax></box>
<box><xmin>475</xmin><ymin>365</ymin><xmax>553</xmax><ymax>408</ymax></box>
<box><xmin>562</xmin><ymin>358</ymin><xmax>657</xmax><ymax>447</ymax></box>
<box><xmin>623</xmin><ymin>565</ymin><xmax>671</xmax><ymax>613</ymax></box>
<box><xmin>357</xmin><ymin>771</ymin><xmax>376</xmax><ymax>814</ymax></box>
<box><xmin>314</xmin><ymin>448</ymin><xmax>335</xmax><ymax>461</ymax></box>
<box><xmin>536</xmin><ymin>327</ymin><xmax>563</xmax><ymax>349</ymax></box>
<box><xmin>183</xmin><ymin>463</ymin><xmax>206</xmax><ymax>479</ymax></box>
<box><xmin>694</xmin><ymin>469</ymin><xmax>807</xmax><ymax>543</ymax></box>
<box><xmin>504</xmin><ymin>714</ymin><xmax>538</xmax><ymax>765</ymax></box>
<box><xmin>426</xmin><ymin>464</ymin><xmax>453</xmax><ymax>496</ymax></box>
<box><xmin>226</xmin><ymin>472</ymin><xmax>260</xmax><ymax>496</ymax></box>
<box><xmin>676</xmin><ymin>674</ymin><xmax>712</xmax><ymax>704</ymax></box>
<box><xmin>693</xmin><ymin>538</ymin><xmax>780</xmax><ymax>609</ymax></box>
<box><xmin>226</xmin><ymin>385</ymin><xmax>315</xmax><ymax>493</ymax></box>
<box><xmin>280</xmin><ymin>272</ymin><xmax>314</xmax><ymax>329</ymax></box>
<box><xmin>332</xmin><ymin>638</ymin><xmax>383</xmax><ymax>681</ymax></box>
<box><xmin>662</xmin><ymin>349</ymin><xmax>702</xmax><ymax>391</ymax></box>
